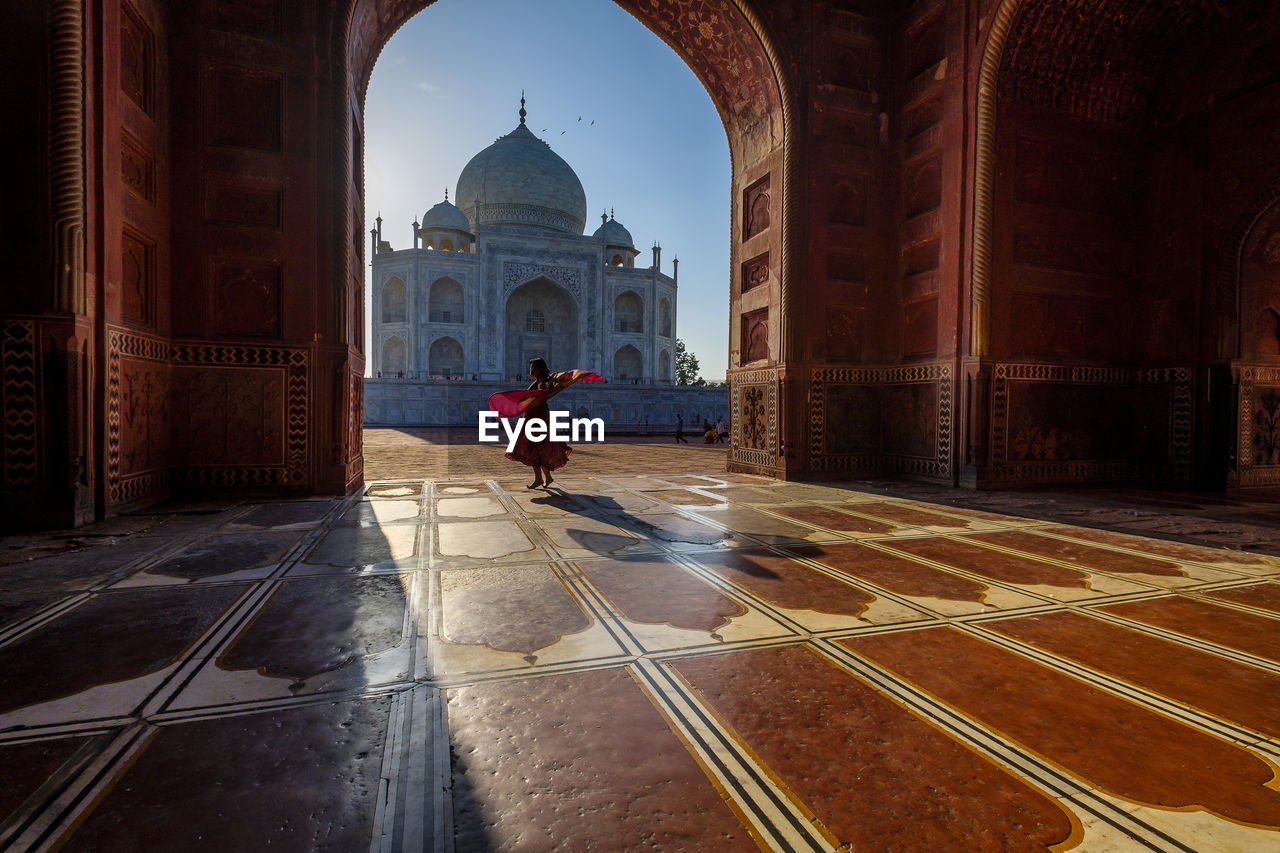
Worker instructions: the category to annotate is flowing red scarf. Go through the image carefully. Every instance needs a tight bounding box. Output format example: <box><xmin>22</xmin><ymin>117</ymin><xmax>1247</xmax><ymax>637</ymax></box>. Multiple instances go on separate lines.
<box><xmin>487</xmin><ymin>370</ymin><xmax>604</xmax><ymax>419</ymax></box>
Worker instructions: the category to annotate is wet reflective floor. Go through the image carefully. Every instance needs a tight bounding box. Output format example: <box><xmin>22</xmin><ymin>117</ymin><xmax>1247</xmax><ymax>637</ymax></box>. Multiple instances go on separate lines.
<box><xmin>3</xmin><ymin>473</ymin><xmax>1280</xmax><ymax>850</ymax></box>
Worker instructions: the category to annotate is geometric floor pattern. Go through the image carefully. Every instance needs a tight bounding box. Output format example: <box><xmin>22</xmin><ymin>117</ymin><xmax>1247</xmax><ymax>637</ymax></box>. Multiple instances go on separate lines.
<box><xmin>3</xmin><ymin>471</ymin><xmax>1280</xmax><ymax>850</ymax></box>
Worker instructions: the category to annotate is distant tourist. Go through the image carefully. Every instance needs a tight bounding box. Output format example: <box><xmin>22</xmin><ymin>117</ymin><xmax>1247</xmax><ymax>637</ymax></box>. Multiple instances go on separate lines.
<box><xmin>675</xmin><ymin>413</ymin><xmax>687</xmax><ymax>443</ymax></box>
<box><xmin>715</xmin><ymin>418</ymin><xmax>726</xmax><ymax>443</ymax></box>
<box><xmin>702</xmin><ymin>420</ymin><xmax>716</xmax><ymax>443</ymax></box>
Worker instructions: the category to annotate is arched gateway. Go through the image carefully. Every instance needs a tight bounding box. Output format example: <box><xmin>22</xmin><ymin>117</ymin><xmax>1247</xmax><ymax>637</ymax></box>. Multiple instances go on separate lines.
<box><xmin>10</xmin><ymin>0</ymin><xmax>1279</xmax><ymax>529</ymax></box>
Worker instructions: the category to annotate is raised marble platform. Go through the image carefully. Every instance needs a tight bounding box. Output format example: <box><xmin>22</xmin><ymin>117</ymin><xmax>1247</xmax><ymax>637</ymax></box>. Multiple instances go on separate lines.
<box><xmin>364</xmin><ymin>377</ymin><xmax>728</xmax><ymax>429</ymax></box>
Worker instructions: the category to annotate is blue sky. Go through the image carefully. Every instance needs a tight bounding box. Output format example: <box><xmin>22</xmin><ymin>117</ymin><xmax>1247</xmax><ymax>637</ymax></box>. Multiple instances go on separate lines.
<box><xmin>363</xmin><ymin>0</ymin><xmax>730</xmax><ymax>380</ymax></box>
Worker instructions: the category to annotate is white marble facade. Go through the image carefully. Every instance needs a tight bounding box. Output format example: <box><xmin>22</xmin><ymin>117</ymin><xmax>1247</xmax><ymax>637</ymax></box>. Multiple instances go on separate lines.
<box><xmin>371</xmin><ymin>102</ymin><xmax>678</xmax><ymax>383</ymax></box>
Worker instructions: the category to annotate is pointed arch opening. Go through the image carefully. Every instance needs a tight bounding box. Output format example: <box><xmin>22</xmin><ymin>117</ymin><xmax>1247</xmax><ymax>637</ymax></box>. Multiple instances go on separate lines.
<box><xmin>504</xmin><ymin>277</ymin><xmax>578</xmax><ymax>379</ymax></box>
<box><xmin>429</xmin><ymin>276</ymin><xmax>464</xmax><ymax>324</ymax></box>
<box><xmin>381</xmin><ymin>276</ymin><xmax>406</xmax><ymax>324</ymax></box>
<box><xmin>428</xmin><ymin>335</ymin><xmax>464</xmax><ymax>377</ymax></box>
<box><xmin>613</xmin><ymin>344</ymin><xmax>642</xmax><ymax>382</ymax></box>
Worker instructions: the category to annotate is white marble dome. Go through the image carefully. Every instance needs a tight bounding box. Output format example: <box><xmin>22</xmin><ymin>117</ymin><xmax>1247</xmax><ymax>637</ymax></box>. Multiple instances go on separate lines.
<box><xmin>455</xmin><ymin>120</ymin><xmax>588</xmax><ymax>235</ymax></box>
<box><xmin>593</xmin><ymin>214</ymin><xmax>634</xmax><ymax>247</ymax></box>
<box><xmin>421</xmin><ymin>197</ymin><xmax>470</xmax><ymax>233</ymax></box>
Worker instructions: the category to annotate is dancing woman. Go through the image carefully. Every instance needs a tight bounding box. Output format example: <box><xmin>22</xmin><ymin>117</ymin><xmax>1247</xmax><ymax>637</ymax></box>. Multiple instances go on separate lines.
<box><xmin>488</xmin><ymin>358</ymin><xmax>602</xmax><ymax>489</ymax></box>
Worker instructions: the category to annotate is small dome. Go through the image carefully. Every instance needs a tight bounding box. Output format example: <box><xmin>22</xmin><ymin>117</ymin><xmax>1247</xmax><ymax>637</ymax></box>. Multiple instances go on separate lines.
<box><xmin>455</xmin><ymin>106</ymin><xmax>587</xmax><ymax>235</ymax></box>
<box><xmin>422</xmin><ymin>197</ymin><xmax>470</xmax><ymax>233</ymax></box>
<box><xmin>593</xmin><ymin>213</ymin><xmax>634</xmax><ymax>247</ymax></box>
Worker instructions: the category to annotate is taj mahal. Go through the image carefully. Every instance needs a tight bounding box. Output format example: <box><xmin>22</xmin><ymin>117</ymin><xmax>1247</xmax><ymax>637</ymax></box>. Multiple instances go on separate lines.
<box><xmin>370</xmin><ymin>97</ymin><xmax>679</xmax><ymax>383</ymax></box>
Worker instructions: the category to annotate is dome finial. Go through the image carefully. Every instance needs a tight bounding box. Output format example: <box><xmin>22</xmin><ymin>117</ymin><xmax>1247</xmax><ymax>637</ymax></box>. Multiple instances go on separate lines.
<box><xmin>519</xmin><ymin>90</ymin><xmax>526</xmax><ymax>125</ymax></box>
<box><xmin>610</xmin><ymin>207</ymin><xmax>615</xmax><ymax>220</ymax></box>
<box><xmin>444</xmin><ymin>187</ymin><xmax>449</xmax><ymax>202</ymax></box>
<box><xmin>601</xmin><ymin>210</ymin><xmax>608</xmax><ymax>225</ymax></box>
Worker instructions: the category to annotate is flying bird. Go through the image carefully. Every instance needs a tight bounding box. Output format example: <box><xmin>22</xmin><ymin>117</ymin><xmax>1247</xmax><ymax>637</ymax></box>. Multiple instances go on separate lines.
<box><xmin>590</xmin><ymin>120</ymin><xmax>594</xmax><ymax>125</ymax></box>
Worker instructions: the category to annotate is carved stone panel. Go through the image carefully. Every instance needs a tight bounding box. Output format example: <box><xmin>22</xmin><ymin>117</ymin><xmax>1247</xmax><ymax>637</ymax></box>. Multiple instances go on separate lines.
<box><xmin>809</xmin><ymin>365</ymin><xmax>953</xmax><ymax>478</ymax></box>
<box><xmin>826</xmin><ymin>306</ymin><xmax>864</xmax><ymax>361</ymax></box>
<box><xmin>731</xmin><ymin>368</ymin><xmax>778</xmax><ymax>469</ymax></box>
<box><xmin>119</xmin><ymin>358</ymin><xmax>170</xmax><ymax>476</ymax></box>
<box><xmin>205</xmin><ymin>183</ymin><xmax>282</xmax><ymax>228</ymax></box>
<box><xmin>829</xmin><ymin>40</ymin><xmax>871</xmax><ymax>91</ymax></box>
<box><xmin>1012</xmin><ymin>230</ymin><xmax>1134</xmax><ymax>278</ymax></box>
<box><xmin>1014</xmin><ymin>135</ymin><xmax>1132</xmax><ymax>216</ymax></box>
<box><xmin>741</xmin><ymin>252</ymin><xmax>769</xmax><ymax>294</ymax></box>
<box><xmin>1239</xmin><ymin>367</ymin><xmax>1280</xmax><ymax>486</ymax></box>
<box><xmin>990</xmin><ymin>364</ymin><xmax>1192</xmax><ymax>484</ymax></box>
<box><xmin>121</xmin><ymin>229</ymin><xmax>154</xmax><ymax>326</ymax></box>
<box><xmin>107</xmin><ymin>329</ymin><xmax>171</xmax><ymax>506</ymax></box>
<box><xmin>829</xmin><ymin>178</ymin><xmax>866</xmax><ymax>226</ymax></box>
<box><xmin>121</xmin><ymin>133</ymin><xmax>155</xmax><ymax>202</ymax></box>
<box><xmin>905</xmin><ymin>11</ymin><xmax>945</xmax><ymax>79</ymax></box>
<box><xmin>213</xmin><ymin>261</ymin><xmax>282</xmax><ymax>337</ymax></box>
<box><xmin>743</xmin><ymin>175</ymin><xmax>770</xmax><ymax>240</ymax></box>
<box><xmin>905</xmin><ymin>154</ymin><xmax>942</xmax><ymax>216</ymax></box>
<box><xmin>171</xmin><ymin>366</ymin><xmax>286</xmax><ymax>467</ymax></box>
<box><xmin>902</xmin><ymin>296</ymin><xmax>939</xmax><ymax>357</ymax></box>
<box><xmin>214</xmin><ymin>0</ymin><xmax>283</xmax><ymax>39</ymax></box>
<box><xmin>825</xmin><ymin>385</ymin><xmax>879</xmax><ymax>456</ymax></box>
<box><xmin>901</xmin><ymin>239</ymin><xmax>940</xmax><ymax>277</ymax></box>
<box><xmin>742</xmin><ymin>308</ymin><xmax>769</xmax><ymax>364</ymax></box>
<box><xmin>120</xmin><ymin>3</ymin><xmax>155</xmax><ymax>115</ymax></box>
<box><xmin>881</xmin><ymin>383</ymin><xmax>939</xmax><ymax>458</ymax></box>
<box><xmin>905</xmin><ymin>92</ymin><xmax>943</xmax><ymax>138</ymax></box>
<box><xmin>211</xmin><ymin>70</ymin><xmax>282</xmax><ymax>152</ymax></box>
<box><xmin>826</xmin><ymin>251</ymin><xmax>866</xmax><ymax>283</ymax></box>
<box><xmin>1010</xmin><ymin>294</ymin><xmax>1122</xmax><ymax>362</ymax></box>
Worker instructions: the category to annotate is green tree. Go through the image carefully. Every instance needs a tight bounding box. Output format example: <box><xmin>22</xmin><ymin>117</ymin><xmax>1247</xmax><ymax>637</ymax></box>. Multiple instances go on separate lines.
<box><xmin>675</xmin><ymin>339</ymin><xmax>701</xmax><ymax>385</ymax></box>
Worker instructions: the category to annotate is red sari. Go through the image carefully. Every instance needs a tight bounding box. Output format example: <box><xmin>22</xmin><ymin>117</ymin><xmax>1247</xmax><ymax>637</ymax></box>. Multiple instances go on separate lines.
<box><xmin>489</xmin><ymin>370</ymin><xmax>603</xmax><ymax>470</ymax></box>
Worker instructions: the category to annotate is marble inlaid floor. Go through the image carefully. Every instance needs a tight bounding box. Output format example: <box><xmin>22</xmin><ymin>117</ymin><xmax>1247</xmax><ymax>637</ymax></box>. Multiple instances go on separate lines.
<box><xmin>3</xmin><ymin>474</ymin><xmax>1280</xmax><ymax>850</ymax></box>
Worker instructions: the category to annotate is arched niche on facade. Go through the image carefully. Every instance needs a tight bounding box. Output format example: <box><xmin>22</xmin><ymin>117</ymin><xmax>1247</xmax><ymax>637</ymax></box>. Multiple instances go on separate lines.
<box><xmin>1241</xmin><ymin>200</ymin><xmax>1280</xmax><ymax>360</ymax></box>
<box><xmin>382</xmin><ymin>277</ymin><xmax>406</xmax><ymax>324</ymax></box>
<box><xmin>429</xmin><ymin>336</ymin><xmax>464</xmax><ymax>376</ymax></box>
<box><xmin>614</xmin><ymin>291</ymin><xmax>643</xmax><ymax>333</ymax></box>
<box><xmin>504</xmin><ymin>277</ymin><xmax>579</xmax><ymax>378</ymax></box>
<box><xmin>659</xmin><ymin>298</ymin><xmax>672</xmax><ymax>337</ymax></box>
<box><xmin>383</xmin><ymin>336</ymin><xmax>407</xmax><ymax>375</ymax></box>
<box><xmin>429</xmin><ymin>277</ymin><xmax>464</xmax><ymax>324</ymax></box>
<box><xmin>613</xmin><ymin>344</ymin><xmax>642</xmax><ymax>381</ymax></box>
<box><xmin>658</xmin><ymin>348</ymin><xmax>671</xmax><ymax>382</ymax></box>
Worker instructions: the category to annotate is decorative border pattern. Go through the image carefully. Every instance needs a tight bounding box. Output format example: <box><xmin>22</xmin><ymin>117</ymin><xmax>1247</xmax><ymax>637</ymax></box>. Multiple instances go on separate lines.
<box><xmin>808</xmin><ymin>362</ymin><xmax>953</xmax><ymax>478</ymax></box>
<box><xmin>1238</xmin><ymin>365</ymin><xmax>1280</xmax><ymax>487</ymax></box>
<box><xmin>50</xmin><ymin>0</ymin><xmax>86</xmax><ymax>314</ymax></box>
<box><xmin>730</xmin><ymin>367</ymin><xmax>778</xmax><ymax>469</ymax></box>
<box><xmin>478</xmin><ymin>203</ymin><xmax>580</xmax><ymax>235</ymax></box>
<box><xmin>107</xmin><ymin>326</ymin><xmax>170</xmax><ymax>505</ymax></box>
<box><xmin>2</xmin><ymin>320</ymin><xmax>38</xmax><ymax>496</ymax></box>
<box><xmin>502</xmin><ymin>262</ymin><xmax>583</xmax><ymax>302</ymax></box>
<box><xmin>170</xmin><ymin>343</ymin><xmax>300</xmax><ymax>366</ymax></box>
<box><xmin>970</xmin><ymin>0</ymin><xmax>1026</xmax><ymax>357</ymax></box>
<box><xmin>990</xmin><ymin>362</ymin><xmax>1193</xmax><ymax>483</ymax></box>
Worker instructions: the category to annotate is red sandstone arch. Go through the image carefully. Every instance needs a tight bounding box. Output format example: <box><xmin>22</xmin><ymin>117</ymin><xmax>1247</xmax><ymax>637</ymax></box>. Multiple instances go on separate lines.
<box><xmin>341</xmin><ymin>0</ymin><xmax>796</xmax><ymax>477</ymax></box>
<box><xmin>970</xmin><ymin>0</ymin><xmax>1280</xmax><ymax>488</ymax></box>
